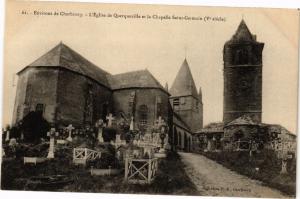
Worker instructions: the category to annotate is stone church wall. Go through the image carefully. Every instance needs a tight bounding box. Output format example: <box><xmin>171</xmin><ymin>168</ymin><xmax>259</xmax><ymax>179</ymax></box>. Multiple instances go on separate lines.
<box><xmin>13</xmin><ymin>68</ymin><xmax>59</xmax><ymax>124</ymax></box>
<box><xmin>56</xmin><ymin>69</ymin><xmax>112</xmax><ymax>127</ymax></box>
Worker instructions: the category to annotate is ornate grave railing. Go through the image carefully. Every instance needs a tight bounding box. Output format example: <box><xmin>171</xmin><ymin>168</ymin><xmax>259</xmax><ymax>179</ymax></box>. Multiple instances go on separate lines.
<box><xmin>73</xmin><ymin>148</ymin><xmax>101</xmax><ymax>165</ymax></box>
<box><xmin>124</xmin><ymin>158</ymin><xmax>158</xmax><ymax>184</ymax></box>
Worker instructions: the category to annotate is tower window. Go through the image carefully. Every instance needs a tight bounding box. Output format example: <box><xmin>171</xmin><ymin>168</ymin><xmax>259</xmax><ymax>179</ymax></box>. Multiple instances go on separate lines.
<box><xmin>173</xmin><ymin>98</ymin><xmax>179</xmax><ymax>108</ymax></box>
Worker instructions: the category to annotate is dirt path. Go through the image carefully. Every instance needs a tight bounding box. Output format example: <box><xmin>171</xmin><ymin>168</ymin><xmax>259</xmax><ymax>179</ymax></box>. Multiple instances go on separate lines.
<box><xmin>179</xmin><ymin>152</ymin><xmax>288</xmax><ymax>198</ymax></box>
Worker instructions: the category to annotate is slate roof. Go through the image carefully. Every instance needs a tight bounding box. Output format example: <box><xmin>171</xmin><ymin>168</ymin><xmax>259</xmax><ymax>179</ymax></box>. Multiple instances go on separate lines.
<box><xmin>226</xmin><ymin>20</ymin><xmax>258</xmax><ymax>44</ymax></box>
<box><xmin>195</xmin><ymin>122</ymin><xmax>224</xmax><ymax>134</ymax></box>
<box><xmin>107</xmin><ymin>69</ymin><xmax>167</xmax><ymax>92</ymax></box>
<box><xmin>170</xmin><ymin>59</ymin><xmax>199</xmax><ymax>99</ymax></box>
<box><xmin>226</xmin><ymin>115</ymin><xmax>258</xmax><ymax>127</ymax></box>
<box><xmin>18</xmin><ymin>42</ymin><xmax>111</xmax><ymax>88</ymax></box>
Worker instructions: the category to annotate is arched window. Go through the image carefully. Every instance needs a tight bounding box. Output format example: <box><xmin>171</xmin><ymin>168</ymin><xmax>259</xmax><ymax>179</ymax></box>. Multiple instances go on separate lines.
<box><xmin>138</xmin><ymin>105</ymin><xmax>148</xmax><ymax>125</ymax></box>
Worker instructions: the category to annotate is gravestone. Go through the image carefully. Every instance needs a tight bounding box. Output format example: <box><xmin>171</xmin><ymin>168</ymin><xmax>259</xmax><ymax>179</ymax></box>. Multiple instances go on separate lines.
<box><xmin>130</xmin><ymin>116</ymin><xmax>134</xmax><ymax>131</ymax></box>
<box><xmin>9</xmin><ymin>138</ymin><xmax>17</xmax><ymax>146</ymax></box>
<box><xmin>106</xmin><ymin>113</ymin><xmax>114</xmax><ymax>127</ymax></box>
<box><xmin>5</xmin><ymin>130</ymin><xmax>10</xmax><ymax>142</ymax></box>
<box><xmin>95</xmin><ymin>119</ymin><xmax>105</xmax><ymax>143</ymax></box>
<box><xmin>66</xmin><ymin>124</ymin><xmax>74</xmax><ymax>142</ymax></box>
<box><xmin>280</xmin><ymin>159</ymin><xmax>288</xmax><ymax>174</ymax></box>
<box><xmin>47</xmin><ymin>128</ymin><xmax>56</xmax><ymax>159</ymax></box>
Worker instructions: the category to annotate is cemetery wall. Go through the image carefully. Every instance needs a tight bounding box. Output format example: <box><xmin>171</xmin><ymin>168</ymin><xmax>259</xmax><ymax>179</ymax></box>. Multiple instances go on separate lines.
<box><xmin>13</xmin><ymin>68</ymin><xmax>59</xmax><ymax>124</ymax></box>
<box><xmin>56</xmin><ymin>69</ymin><xmax>112</xmax><ymax>127</ymax></box>
<box><xmin>112</xmin><ymin>88</ymin><xmax>169</xmax><ymax>132</ymax></box>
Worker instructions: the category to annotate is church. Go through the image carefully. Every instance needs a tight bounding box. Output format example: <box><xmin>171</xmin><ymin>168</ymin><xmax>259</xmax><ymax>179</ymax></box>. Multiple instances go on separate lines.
<box><xmin>12</xmin><ymin>42</ymin><xmax>203</xmax><ymax>151</ymax></box>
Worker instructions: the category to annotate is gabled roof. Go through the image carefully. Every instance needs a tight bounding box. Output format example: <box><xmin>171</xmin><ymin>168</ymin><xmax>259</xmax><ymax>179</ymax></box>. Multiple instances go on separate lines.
<box><xmin>107</xmin><ymin>69</ymin><xmax>168</xmax><ymax>93</ymax></box>
<box><xmin>170</xmin><ymin>59</ymin><xmax>199</xmax><ymax>99</ymax></box>
<box><xmin>226</xmin><ymin>20</ymin><xmax>257</xmax><ymax>44</ymax></box>
<box><xmin>18</xmin><ymin>42</ymin><xmax>111</xmax><ymax>88</ymax></box>
<box><xmin>226</xmin><ymin>115</ymin><xmax>258</xmax><ymax>127</ymax></box>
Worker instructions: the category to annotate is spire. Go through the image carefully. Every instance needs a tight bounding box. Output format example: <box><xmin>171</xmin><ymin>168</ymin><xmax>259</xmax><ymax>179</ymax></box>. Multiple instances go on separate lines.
<box><xmin>170</xmin><ymin>59</ymin><xmax>198</xmax><ymax>99</ymax></box>
<box><xmin>229</xmin><ymin>19</ymin><xmax>256</xmax><ymax>43</ymax></box>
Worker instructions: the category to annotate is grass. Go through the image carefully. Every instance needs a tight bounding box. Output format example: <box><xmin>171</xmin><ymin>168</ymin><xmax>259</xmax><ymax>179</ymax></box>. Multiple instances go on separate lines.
<box><xmin>1</xmin><ymin>151</ymin><xmax>198</xmax><ymax>195</ymax></box>
<box><xmin>198</xmin><ymin>150</ymin><xmax>296</xmax><ymax>196</ymax></box>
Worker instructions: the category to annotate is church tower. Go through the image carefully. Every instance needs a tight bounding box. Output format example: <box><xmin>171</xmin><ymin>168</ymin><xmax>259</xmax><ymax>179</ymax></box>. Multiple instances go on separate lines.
<box><xmin>223</xmin><ymin>20</ymin><xmax>264</xmax><ymax>124</ymax></box>
<box><xmin>170</xmin><ymin>59</ymin><xmax>203</xmax><ymax>132</ymax></box>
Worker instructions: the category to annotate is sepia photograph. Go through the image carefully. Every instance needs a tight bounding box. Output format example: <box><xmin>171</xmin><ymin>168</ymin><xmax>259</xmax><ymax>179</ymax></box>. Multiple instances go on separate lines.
<box><xmin>1</xmin><ymin>0</ymin><xmax>299</xmax><ymax>198</ymax></box>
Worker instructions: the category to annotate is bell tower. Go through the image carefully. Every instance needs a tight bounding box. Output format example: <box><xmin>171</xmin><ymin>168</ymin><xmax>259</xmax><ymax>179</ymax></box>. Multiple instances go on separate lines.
<box><xmin>223</xmin><ymin>20</ymin><xmax>264</xmax><ymax>124</ymax></box>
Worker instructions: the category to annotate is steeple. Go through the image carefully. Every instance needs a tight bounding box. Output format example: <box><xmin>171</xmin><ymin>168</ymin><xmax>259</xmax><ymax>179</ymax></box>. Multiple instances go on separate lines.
<box><xmin>170</xmin><ymin>59</ymin><xmax>198</xmax><ymax>99</ymax></box>
<box><xmin>228</xmin><ymin>19</ymin><xmax>256</xmax><ymax>43</ymax></box>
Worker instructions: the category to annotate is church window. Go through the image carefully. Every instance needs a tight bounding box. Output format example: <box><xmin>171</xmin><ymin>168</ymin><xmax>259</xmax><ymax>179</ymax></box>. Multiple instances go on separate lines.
<box><xmin>139</xmin><ymin>105</ymin><xmax>148</xmax><ymax>125</ymax></box>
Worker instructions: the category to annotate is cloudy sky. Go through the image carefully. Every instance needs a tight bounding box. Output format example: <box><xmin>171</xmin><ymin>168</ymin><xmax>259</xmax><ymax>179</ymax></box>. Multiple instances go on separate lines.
<box><xmin>3</xmin><ymin>1</ymin><xmax>299</xmax><ymax>133</ymax></box>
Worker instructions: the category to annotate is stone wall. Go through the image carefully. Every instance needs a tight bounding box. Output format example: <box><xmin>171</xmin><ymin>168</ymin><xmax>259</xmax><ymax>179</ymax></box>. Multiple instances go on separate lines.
<box><xmin>56</xmin><ymin>69</ymin><xmax>112</xmax><ymax>127</ymax></box>
<box><xmin>13</xmin><ymin>68</ymin><xmax>59</xmax><ymax>124</ymax></box>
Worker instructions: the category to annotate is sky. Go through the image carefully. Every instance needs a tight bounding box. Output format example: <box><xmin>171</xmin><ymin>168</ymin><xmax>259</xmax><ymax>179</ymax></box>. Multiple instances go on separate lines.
<box><xmin>3</xmin><ymin>1</ymin><xmax>299</xmax><ymax>133</ymax></box>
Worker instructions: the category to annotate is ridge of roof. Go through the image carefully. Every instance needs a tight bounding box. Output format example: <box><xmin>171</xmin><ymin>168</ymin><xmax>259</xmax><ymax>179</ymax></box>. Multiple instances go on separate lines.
<box><xmin>107</xmin><ymin>69</ymin><xmax>168</xmax><ymax>93</ymax></box>
<box><xmin>19</xmin><ymin>42</ymin><xmax>111</xmax><ymax>88</ymax></box>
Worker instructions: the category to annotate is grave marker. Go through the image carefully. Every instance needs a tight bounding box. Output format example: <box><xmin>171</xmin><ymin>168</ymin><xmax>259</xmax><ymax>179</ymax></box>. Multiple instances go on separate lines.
<box><xmin>106</xmin><ymin>113</ymin><xmax>114</xmax><ymax>127</ymax></box>
<box><xmin>66</xmin><ymin>124</ymin><xmax>75</xmax><ymax>142</ymax></box>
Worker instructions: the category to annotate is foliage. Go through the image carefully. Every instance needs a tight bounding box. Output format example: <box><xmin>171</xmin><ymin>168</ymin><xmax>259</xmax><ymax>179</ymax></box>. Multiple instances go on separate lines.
<box><xmin>20</xmin><ymin>111</ymin><xmax>50</xmax><ymax>143</ymax></box>
<box><xmin>199</xmin><ymin>150</ymin><xmax>296</xmax><ymax>196</ymax></box>
<box><xmin>102</xmin><ymin>127</ymin><xmax>116</xmax><ymax>142</ymax></box>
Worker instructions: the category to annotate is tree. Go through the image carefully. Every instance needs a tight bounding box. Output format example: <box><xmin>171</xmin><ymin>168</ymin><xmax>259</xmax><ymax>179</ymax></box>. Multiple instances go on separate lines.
<box><xmin>20</xmin><ymin>111</ymin><xmax>50</xmax><ymax>143</ymax></box>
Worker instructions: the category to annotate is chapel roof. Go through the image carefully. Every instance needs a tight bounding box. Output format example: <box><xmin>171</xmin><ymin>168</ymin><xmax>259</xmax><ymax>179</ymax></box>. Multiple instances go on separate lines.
<box><xmin>226</xmin><ymin>114</ymin><xmax>258</xmax><ymax>127</ymax></box>
<box><xmin>169</xmin><ymin>59</ymin><xmax>199</xmax><ymax>99</ymax></box>
<box><xmin>226</xmin><ymin>20</ymin><xmax>258</xmax><ymax>44</ymax></box>
<box><xmin>18</xmin><ymin>42</ymin><xmax>111</xmax><ymax>88</ymax></box>
<box><xmin>107</xmin><ymin>69</ymin><xmax>168</xmax><ymax>93</ymax></box>
<box><xmin>195</xmin><ymin>122</ymin><xmax>224</xmax><ymax>134</ymax></box>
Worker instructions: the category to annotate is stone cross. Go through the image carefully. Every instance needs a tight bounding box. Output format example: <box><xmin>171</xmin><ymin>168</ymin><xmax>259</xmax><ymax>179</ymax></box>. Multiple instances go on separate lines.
<box><xmin>5</xmin><ymin>130</ymin><xmax>10</xmax><ymax>142</ymax></box>
<box><xmin>66</xmin><ymin>124</ymin><xmax>74</xmax><ymax>142</ymax></box>
<box><xmin>47</xmin><ymin>128</ymin><xmax>56</xmax><ymax>159</ymax></box>
<box><xmin>106</xmin><ymin>113</ymin><xmax>114</xmax><ymax>127</ymax></box>
<box><xmin>95</xmin><ymin>119</ymin><xmax>104</xmax><ymax>143</ymax></box>
<box><xmin>157</xmin><ymin>116</ymin><xmax>164</xmax><ymax>127</ymax></box>
<box><xmin>280</xmin><ymin>159</ymin><xmax>288</xmax><ymax>174</ymax></box>
<box><xmin>130</xmin><ymin>116</ymin><xmax>134</xmax><ymax>131</ymax></box>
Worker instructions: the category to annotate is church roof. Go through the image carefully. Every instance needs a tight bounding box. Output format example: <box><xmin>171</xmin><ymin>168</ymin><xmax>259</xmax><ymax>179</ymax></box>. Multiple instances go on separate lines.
<box><xmin>226</xmin><ymin>115</ymin><xmax>258</xmax><ymax>127</ymax></box>
<box><xmin>195</xmin><ymin>122</ymin><xmax>224</xmax><ymax>134</ymax></box>
<box><xmin>169</xmin><ymin>59</ymin><xmax>199</xmax><ymax>99</ymax></box>
<box><xmin>18</xmin><ymin>42</ymin><xmax>111</xmax><ymax>88</ymax></box>
<box><xmin>226</xmin><ymin>20</ymin><xmax>257</xmax><ymax>44</ymax></box>
<box><xmin>107</xmin><ymin>69</ymin><xmax>168</xmax><ymax>93</ymax></box>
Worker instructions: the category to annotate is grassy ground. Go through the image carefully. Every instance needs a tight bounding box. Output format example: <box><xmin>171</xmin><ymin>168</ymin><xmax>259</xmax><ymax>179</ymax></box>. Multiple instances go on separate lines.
<box><xmin>198</xmin><ymin>150</ymin><xmax>296</xmax><ymax>196</ymax></box>
<box><xmin>1</xmin><ymin>151</ymin><xmax>198</xmax><ymax>195</ymax></box>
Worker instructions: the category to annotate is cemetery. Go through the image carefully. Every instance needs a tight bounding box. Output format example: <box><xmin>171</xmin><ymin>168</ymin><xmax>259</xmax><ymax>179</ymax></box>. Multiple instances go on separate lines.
<box><xmin>1</xmin><ymin>112</ymin><xmax>198</xmax><ymax>194</ymax></box>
